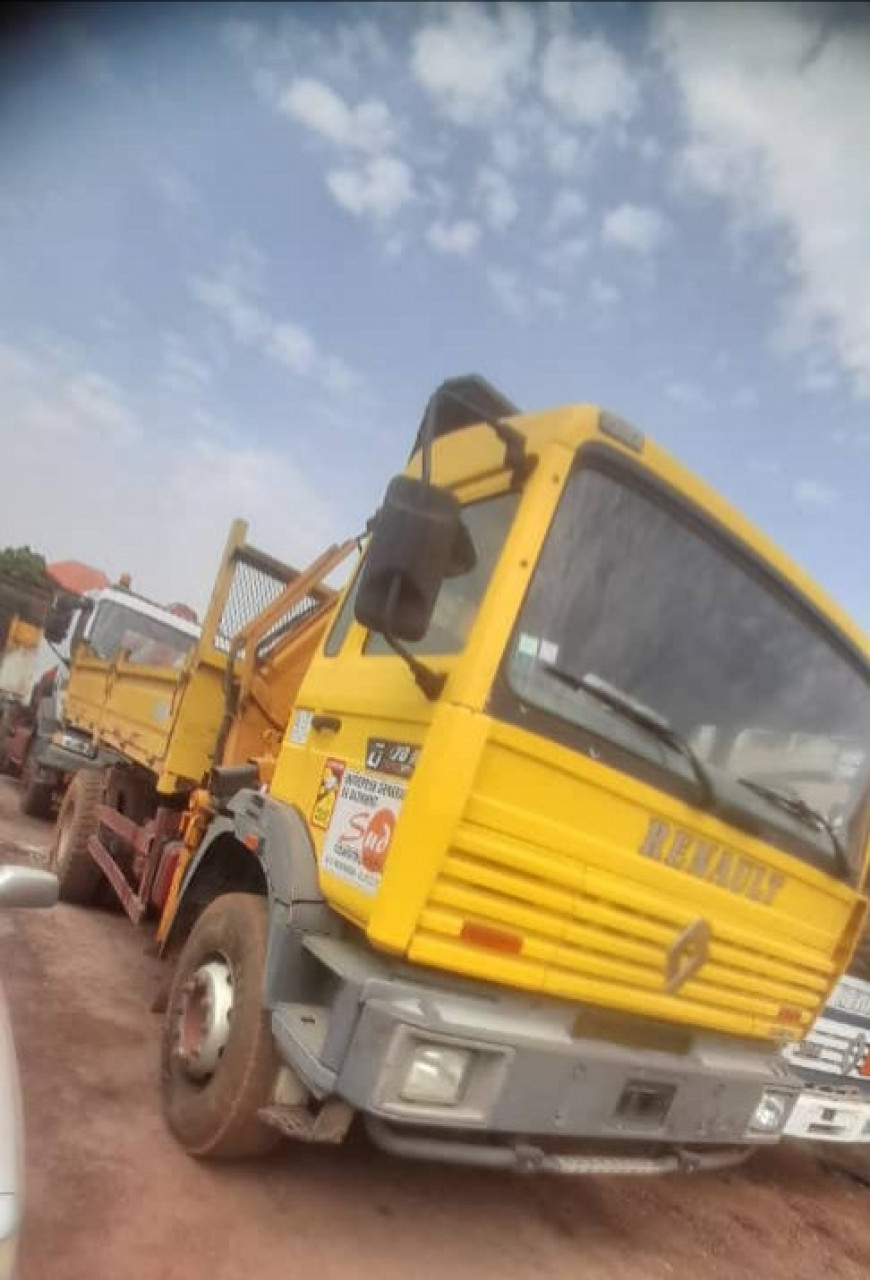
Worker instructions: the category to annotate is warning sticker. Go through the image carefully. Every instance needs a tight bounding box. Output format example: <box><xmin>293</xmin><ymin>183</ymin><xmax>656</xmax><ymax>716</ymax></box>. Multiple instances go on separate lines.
<box><xmin>321</xmin><ymin>769</ymin><xmax>406</xmax><ymax>895</ymax></box>
<box><xmin>311</xmin><ymin>758</ymin><xmax>346</xmax><ymax>830</ymax></box>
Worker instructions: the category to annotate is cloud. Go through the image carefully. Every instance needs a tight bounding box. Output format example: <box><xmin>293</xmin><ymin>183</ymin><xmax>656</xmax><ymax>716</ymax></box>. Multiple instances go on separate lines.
<box><xmin>488</xmin><ymin>267</ymin><xmax>566</xmax><ymax>319</ymax></box>
<box><xmin>540</xmin><ymin>31</ymin><xmax>639</xmax><ymax>127</ymax></box>
<box><xmin>326</xmin><ymin>154</ymin><xmax>415</xmax><ymax>222</ymax></box>
<box><xmin>793</xmin><ymin>478</ymin><xmax>836</xmax><ymax>511</ymax></box>
<box><xmin>733</xmin><ymin>386</ymin><xmax>759</xmax><ymax>409</ymax></box>
<box><xmin>161</xmin><ymin>336</ymin><xmax>213</xmax><ymax>394</ymax></box>
<box><xmin>546</xmin><ymin>190</ymin><xmax>587</xmax><ymax>236</ymax></box>
<box><xmin>266</xmin><ymin>322</ymin><xmax>317</xmax><ymax>375</ymax></box>
<box><xmin>426</xmin><ymin>219</ymin><xmax>482</xmax><ymax>257</ymax></box>
<box><xmin>666</xmin><ymin>379</ymin><xmax>711</xmax><ymax>412</ymax></box>
<box><xmin>0</xmin><ymin>335</ymin><xmax>339</xmax><ymax>611</ymax></box>
<box><xmin>191</xmin><ymin>265</ymin><xmax>362</xmax><ymax>398</ymax></box>
<box><xmin>191</xmin><ymin>275</ymin><xmax>266</xmax><ymax>344</ymax></box>
<box><xmin>602</xmin><ymin>203</ymin><xmax>668</xmax><ymax>254</ymax></box>
<box><xmin>656</xmin><ymin>2</ymin><xmax>870</xmax><ymax>397</ymax></box>
<box><xmin>280</xmin><ymin>77</ymin><xmax>398</xmax><ymax>153</ymax></box>
<box><xmin>473</xmin><ymin>167</ymin><xmax>519</xmax><ymax>231</ymax></box>
<box><xmin>411</xmin><ymin>3</ymin><xmax>535</xmax><ymax>125</ymax></box>
<box><xmin>0</xmin><ymin>341</ymin><xmax>139</xmax><ymax>444</ymax></box>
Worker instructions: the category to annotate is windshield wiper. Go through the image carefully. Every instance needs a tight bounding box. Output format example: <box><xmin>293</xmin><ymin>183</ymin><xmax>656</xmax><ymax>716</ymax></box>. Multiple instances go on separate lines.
<box><xmin>539</xmin><ymin>667</ymin><xmax>715</xmax><ymax>810</ymax></box>
<box><xmin>737</xmin><ymin>776</ymin><xmax>849</xmax><ymax>879</ymax></box>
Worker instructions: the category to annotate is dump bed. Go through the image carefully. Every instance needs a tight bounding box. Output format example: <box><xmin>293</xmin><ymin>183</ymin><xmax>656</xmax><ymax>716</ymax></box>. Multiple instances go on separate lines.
<box><xmin>63</xmin><ymin>523</ymin><xmax>351</xmax><ymax>793</ymax></box>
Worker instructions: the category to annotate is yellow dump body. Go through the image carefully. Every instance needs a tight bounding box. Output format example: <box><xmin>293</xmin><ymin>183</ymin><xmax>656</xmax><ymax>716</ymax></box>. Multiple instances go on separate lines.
<box><xmin>271</xmin><ymin>406</ymin><xmax>870</xmax><ymax>1047</ymax></box>
<box><xmin>63</xmin><ymin>524</ymin><xmax>347</xmax><ymax>794</ymax></box>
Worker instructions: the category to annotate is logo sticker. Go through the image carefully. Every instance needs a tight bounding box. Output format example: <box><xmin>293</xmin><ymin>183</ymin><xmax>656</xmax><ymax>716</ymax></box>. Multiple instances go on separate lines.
<box><xmin>365</xmin><ymin>738</ymin><xmax>419</xmax><ymax>779</ymax></box>
<box><xmin>311</xmin><ymin>758</ymin><xmax>345</xmax><ymax>830</ymax></box>
<box><xmin>321</xmin><ymin>769</ymin><xmax>406</xmax><ymax>895</ymax></box>
<box><xmin>638</xmin><ymin>816</ymin><xmax>787</xmax><ymax>906</ymax></box>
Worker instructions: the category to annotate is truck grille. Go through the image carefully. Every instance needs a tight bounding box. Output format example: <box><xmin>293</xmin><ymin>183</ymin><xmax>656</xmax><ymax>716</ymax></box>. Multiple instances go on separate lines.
<box><xmin>409</xmin><ymin>798</ymin><xmax>838</xmax><ymax>1041</ymax></box>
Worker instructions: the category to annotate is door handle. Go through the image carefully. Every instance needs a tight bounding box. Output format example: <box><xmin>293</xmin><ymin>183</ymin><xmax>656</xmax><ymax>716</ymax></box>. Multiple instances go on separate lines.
<box><xmin>312</xmin><ymin>714</ymin><xmax>342</xmax><ymax>734</ymax></box>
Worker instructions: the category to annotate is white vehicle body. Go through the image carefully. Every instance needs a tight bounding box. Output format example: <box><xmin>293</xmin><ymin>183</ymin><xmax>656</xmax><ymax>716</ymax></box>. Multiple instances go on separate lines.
<box><xmin>783</xmin><ymin>973</ymin><xmax>870</xmax><ymax>1142</ymax></box>
<box><xmin>80</xmin><ymin>587</ymin><xmax>200</xmax><ymax>647</ymax></box>
<box><xmin>0</xmin><ymin>867</ymin><xmax>58</xmax><ymax>1280</ymax></box>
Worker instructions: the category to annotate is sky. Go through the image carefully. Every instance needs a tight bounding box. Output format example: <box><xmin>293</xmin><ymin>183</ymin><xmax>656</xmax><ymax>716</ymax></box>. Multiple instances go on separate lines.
<box><xmin>1</xmin><ymin>1</ymin><xmax>869</xmax><ymax>624</ymax></box>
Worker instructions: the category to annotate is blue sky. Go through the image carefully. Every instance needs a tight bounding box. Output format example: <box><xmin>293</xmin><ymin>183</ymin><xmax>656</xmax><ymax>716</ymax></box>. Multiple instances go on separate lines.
<box><xmin>1</xmin><ymin>1</ymin><xmax>869</xmax><ymax>623</ymax></box>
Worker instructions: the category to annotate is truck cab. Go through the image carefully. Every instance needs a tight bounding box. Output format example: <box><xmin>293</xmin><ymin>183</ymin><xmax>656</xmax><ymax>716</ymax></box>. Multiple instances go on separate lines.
<box><xmin>153</xmin><ymin>382</ymin><xmax>870</xmax><ymax>1171</ymax></box>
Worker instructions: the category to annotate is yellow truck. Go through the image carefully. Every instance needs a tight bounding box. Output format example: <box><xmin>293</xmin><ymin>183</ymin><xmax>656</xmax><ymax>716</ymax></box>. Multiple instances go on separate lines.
<box><xmin>48</xmin><ymin>523</ymin><xmax>351</xmax><ymax>919</ymax></box>
<box><xmin>0</xmin><ymin>569</ymin><xmax>76</xmax><ymax>814</ymax></box>
<box><xmin>48</xmin><ymin>377</ymin><xmax>870</xmax><ymax>1175</ymax></box>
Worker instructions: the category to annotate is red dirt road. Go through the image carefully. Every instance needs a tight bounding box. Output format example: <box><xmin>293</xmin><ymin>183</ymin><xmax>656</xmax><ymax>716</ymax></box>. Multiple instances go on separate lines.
<box><xmin>1</xmin><ymin>777</ymin><xmax>870</xmax><ymax>1280</ymax></box>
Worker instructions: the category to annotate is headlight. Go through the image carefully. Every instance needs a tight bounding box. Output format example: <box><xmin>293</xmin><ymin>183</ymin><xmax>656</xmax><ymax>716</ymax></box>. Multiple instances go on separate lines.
<box><xmin>749</xmin><ymin>1089</ymin><xmax>793</xmax><ymax>1134</ymax></box>
<box><xmin>399</xmin><ymin>1044</ymin><xmax>471</xmax><ymax>1106</ymax></box>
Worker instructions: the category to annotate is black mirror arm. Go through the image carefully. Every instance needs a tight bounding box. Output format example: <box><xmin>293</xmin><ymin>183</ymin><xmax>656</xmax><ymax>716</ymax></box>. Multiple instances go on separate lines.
<box><xmin>383</xmin><ymin>632</ymin><xmax>447</xmax><ymax>701</ymax></box>
<box><xmin>438</xmin><ymin>388</ymin><xmax>536</xmax><ymax>489</ymax></box>
<box><xmin>492</xmin><ymin>422</ymin><xmax>537</xmax><ymax>489</ymax></box>
<box><xmin>382</xmin><ymin>574</ymin><xmax>446</xmax><ymax>701</ymax></box>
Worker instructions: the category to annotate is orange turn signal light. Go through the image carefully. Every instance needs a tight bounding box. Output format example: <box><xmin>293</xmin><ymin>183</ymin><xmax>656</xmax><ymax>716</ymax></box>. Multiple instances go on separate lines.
<box><xmin>460</xmin><ymin>921</ymin><xmax>522</xmax><ymax>955</ymax></box>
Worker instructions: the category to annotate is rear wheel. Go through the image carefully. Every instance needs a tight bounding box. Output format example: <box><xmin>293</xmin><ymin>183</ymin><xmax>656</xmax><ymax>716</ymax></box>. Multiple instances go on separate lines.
<box><xmin>19</xmin><ymin>753</ymin><xmax>54</xmax><ymax>819</ymax></box>
<box><xmin>161</xmin><ymin>893</ymin><xmax>282</xmax><ymax>1160</ymax></box>
<box><xmin>49</xmin><ymin>771</ymin><xmax>104</xmax><ymax>903</ymax></box>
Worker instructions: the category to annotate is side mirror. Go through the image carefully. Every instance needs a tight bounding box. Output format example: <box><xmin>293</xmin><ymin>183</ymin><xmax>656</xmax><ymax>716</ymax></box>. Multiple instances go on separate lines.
<box><xmin>355</xmin><ymin>476</ymin><xmax>472</xmax><ymax>642</ymax></box>
<box><xmin>0</xmin><ymin>865</ymin><xmax>59</xmax><ymax>909</ymax></box>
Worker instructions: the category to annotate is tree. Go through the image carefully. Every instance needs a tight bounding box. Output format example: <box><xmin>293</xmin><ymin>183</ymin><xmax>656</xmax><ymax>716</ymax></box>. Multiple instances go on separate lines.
<box><xmin>0</xmin><ymin>545</ymin><xmax>49</xmax><ymax>586</ymax></box>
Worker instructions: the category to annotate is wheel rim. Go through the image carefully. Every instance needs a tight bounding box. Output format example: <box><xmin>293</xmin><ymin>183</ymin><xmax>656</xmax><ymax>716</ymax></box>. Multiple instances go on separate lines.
<box><xmin>173</xmin><ymin>956</ymin><xmax>234</xmax><ymax>1082</ymax></box>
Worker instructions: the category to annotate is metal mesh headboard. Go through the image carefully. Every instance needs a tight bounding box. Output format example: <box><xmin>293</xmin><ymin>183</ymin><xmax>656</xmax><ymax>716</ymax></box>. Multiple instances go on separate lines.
<box><xmin>212</xmin><ymin>544</ymin><xmax>328</xmax><ymax>659</ymax></box>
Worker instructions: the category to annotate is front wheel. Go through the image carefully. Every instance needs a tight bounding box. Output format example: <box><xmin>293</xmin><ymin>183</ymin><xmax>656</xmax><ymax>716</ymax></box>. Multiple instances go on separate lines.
<box><xmin>49</xmin><ymin>771</ymin><xmax>104</xmax><ymax>903</ymax></box>
<box><xmin>161</xmin><ymin>893</ymin><xmax>283</xmax><ymax>1160</ymax></box>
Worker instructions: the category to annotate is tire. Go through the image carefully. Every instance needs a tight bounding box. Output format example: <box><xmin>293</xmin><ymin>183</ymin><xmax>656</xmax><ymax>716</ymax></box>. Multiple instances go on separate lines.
<box><xmin>19</xmin><ymin>753</ymin><xmax>54</xmax><ymax>820</ymax></box>
<box><xmin>49</xmin><ymin>771</ymin><xmax>105</xmax><ymax>904</ymax></box>
<box><xmin>161</xmin><ymin>893</ymin><xmax>282</xmax><ymax>1160</ymax></box>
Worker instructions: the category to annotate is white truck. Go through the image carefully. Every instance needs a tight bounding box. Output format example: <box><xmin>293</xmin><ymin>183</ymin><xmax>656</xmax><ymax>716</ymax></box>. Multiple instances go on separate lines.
<box><xmin>0</xmin><ymin>583</ymin><xmax>199</xmax><ymax>816</ymax></box>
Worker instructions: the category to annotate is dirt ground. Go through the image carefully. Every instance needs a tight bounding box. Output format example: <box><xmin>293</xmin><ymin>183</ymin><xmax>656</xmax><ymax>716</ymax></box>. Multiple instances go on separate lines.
<box><xmin>1</xmin><ymin>778</ymin><xmax>870</xmax><ymax>1280</ymax></box>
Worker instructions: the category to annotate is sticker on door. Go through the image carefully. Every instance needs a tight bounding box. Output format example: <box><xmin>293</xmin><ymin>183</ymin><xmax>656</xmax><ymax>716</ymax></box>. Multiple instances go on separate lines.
<box><xmin>321</xmin><ymin>769</ymin><xmax>406</xmax><ymax>895</ymax></box>
<box><xmin>311</xmin><ymin>758</ymin><xmax>346</xmax><ymax>830</ymax></box>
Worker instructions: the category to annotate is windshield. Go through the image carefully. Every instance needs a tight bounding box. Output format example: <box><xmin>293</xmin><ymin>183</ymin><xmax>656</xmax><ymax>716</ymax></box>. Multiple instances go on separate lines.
<box><xmin>88</xmin><ymin>602</ymin><xmax>196</xmax><ymax>668</ymax></box>
<box><xmin>506</xmin><ymin>459</ymin><xmax>870</xmax><ymax>863</ymax></box>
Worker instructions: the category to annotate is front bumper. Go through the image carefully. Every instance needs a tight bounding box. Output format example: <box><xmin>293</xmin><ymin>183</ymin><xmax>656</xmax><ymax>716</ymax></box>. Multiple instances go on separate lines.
<box><xmin>36</xmin><ymin>731</ymin><xmax>112</xmax><ymax>776</ymax></box>
<box><xmin>785</xmin><ymin>1088</ymin><xmax>870</xmax><ymax>1143</ymax></box>
<box><xmin>270</xmin><ymin>939</ymin><xmax>801</xmax><ymax>1172</ymax></box>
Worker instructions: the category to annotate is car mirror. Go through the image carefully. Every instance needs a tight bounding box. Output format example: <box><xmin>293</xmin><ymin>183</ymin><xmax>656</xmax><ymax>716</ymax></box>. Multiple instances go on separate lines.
<box><xmin>0</xmin><ymin>865</ymin><xmax>59</xmax><ymax>909</ymax></box>
<box><xmin>355</xmin><ymin>475</ymin><xmax>469</xmax><ymax>642</ymax></box>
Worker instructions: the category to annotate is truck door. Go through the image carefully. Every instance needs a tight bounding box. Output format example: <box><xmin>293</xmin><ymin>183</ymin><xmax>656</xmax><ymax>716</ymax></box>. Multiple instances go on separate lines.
<box><xmin>272</xmin><ymin>490</ymin><xmax>520</xmax><ymax>926</ymax></box>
